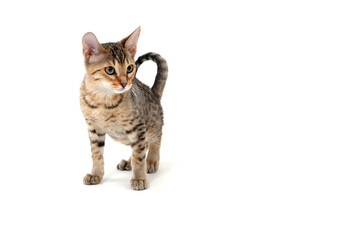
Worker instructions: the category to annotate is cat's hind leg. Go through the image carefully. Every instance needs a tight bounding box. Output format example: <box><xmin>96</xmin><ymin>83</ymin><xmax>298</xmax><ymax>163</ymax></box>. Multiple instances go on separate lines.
<box><xmin>146</xmin><ymin>136</ymin><xmax>161</xmax><ymax>173</ymax></box>
<box><xmin>117</xmin><ymin>143</ymin><xmax>149</xmax><ymax>171</ymax></box>
<box><xmin>117</xmin><ymin>157</ymin><xmax>132</xmax><ymax>171</ymax></box>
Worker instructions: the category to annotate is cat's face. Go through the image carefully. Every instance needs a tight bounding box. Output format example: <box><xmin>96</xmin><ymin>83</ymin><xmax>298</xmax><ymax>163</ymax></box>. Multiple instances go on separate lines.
<box><xmin>82</xmin><ymin>27</ymin><xmax>140</xmax><ymax>94</ymax></box>
<box><xmin>84</xmin><ymin>43</ymin><xmax>136</xmax><ymax>94</ymax></box>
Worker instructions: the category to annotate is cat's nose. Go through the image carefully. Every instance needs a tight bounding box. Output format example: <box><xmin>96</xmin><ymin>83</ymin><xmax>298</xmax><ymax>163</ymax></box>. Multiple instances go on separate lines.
<box><xmin>120</xmin><ymin>82</ymin><xmax>127</xmax><ymax>88</ymax></box>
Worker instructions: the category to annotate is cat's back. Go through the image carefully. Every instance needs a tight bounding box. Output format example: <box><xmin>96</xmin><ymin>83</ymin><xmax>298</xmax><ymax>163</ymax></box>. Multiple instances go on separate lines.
<box><xmin>130</xmin><ymin>78</ymin><xmax>164</xmax><ymax>134</ymax></box>
<box><xmin>131</xmin><ymin>77</ymin><xmax>162</xmax><ymax>107</ymax></box>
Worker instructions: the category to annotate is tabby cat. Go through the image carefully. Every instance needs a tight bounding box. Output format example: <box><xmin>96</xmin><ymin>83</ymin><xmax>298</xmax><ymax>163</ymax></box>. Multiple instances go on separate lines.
<box><xmin>80</xmin><ymin>27</ymin><xmax>168</xmax><ymax>190</ymax></box>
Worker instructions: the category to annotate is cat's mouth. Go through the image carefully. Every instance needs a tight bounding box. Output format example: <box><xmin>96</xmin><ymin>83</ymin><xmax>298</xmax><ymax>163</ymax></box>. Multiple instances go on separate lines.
<box><xmin>113</xmin><ymin>85</ymin><xmax>132</xmax><ymax>94</ymax></box>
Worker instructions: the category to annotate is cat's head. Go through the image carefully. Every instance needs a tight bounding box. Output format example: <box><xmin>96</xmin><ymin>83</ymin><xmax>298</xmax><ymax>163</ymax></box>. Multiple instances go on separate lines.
<box><xmin>82</xmin><ymin>27</ymin><xmax>140</xmax><ymax>94</ymax></box>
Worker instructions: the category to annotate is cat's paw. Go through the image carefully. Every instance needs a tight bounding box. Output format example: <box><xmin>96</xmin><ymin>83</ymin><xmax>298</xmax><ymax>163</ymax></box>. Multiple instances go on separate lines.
<box><xmin>130</xmin><ymin>179</ymin><xmax>148</xmax><ymax>190</ymax></box>
<box><xmin>147</xmin><ymin>160</ymin><xmax>159</xmax><ymax>173</ymax></box>
<box><xmin>83</xmin><ymin>174</ymin><xmax>101</xmax><ymax>185</ymax></box>
<box><xmin>117</xmin><ymin>159</ymin><xmax>132</xmax><ymax>171</ymax></box>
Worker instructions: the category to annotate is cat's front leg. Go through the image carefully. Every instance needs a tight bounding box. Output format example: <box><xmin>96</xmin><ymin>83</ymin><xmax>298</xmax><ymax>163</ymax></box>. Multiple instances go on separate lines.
<box><xmin>83</xmin><ymin>128</ymin><xmax>105</xmax><ymax>185</ymax></box>
<box><xmin>129</xmin><ymin>125</ymin><xmax>148</xmax><ymax>190</ymax></box>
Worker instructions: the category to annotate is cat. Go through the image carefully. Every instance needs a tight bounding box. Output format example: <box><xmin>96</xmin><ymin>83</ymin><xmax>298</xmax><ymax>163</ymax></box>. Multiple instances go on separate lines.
<box><xmin>80</xmin><ymin>27</ymin><xmax>168</xmax><ymax>190</ymax></box>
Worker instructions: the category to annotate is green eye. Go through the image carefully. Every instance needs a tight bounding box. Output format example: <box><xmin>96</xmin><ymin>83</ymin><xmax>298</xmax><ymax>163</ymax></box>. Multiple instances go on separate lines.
<box><xmin>127</xmin><ymin>65</ymin><xmax>134</xmax><ymax>74</ymax></box>
<box><xmin>105</xmin><ymin>66</ymin><xmax>115</xmax><ymax>75</ymax></box>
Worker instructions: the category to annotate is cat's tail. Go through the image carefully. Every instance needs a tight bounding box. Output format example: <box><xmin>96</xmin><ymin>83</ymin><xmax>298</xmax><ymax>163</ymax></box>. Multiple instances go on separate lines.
<box><xmin>135</xmin><ymin>52</ymin><xmax>168</xmax><ymax>100</ymax></box>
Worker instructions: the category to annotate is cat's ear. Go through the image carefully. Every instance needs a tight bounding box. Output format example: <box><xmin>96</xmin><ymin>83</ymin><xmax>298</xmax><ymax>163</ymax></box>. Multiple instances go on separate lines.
<box><xmin>119</xmin><ymin>27</ymin><xmax>141</xmax><ymax>58</ymax></box>
<box><xmin>82</xmin><ymin>32</ymin><xmax>106</xmax><ymax>63</ymax></box>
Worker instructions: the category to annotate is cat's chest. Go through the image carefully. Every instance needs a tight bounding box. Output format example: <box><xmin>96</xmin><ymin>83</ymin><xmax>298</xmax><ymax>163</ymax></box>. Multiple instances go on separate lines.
<box><xmin>106</xmin><ymin>127</ymin><xmax>131</xmax><ymax>145</ymax></box>
<box><xmin>86</xmin><ymin>109</ymin><xmax>119</xmax><ymax>125</ymax></box>
<box><xmin>86</xmin><ymin>110</ymin><xmax>132</xmax><ymax>145</ymax></box>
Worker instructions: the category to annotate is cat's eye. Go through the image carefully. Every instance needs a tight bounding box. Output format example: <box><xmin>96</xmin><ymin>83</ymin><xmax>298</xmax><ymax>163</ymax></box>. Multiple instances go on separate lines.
<box><xmin>127</xmin><ymin>65</ymin><xmax>134</xmax><ymax>74</ymax></box>
<box><xmin>105</xmin><ymin>66</ymin><xmax>116</xmax><ymax>75</ymax></box>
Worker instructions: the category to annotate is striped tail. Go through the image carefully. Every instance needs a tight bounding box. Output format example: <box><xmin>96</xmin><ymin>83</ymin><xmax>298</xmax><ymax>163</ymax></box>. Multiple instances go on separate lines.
<box><xmin>135</xmin><ymin>52</ymin><xmax>168</xmax><ymax>100</ymax></box>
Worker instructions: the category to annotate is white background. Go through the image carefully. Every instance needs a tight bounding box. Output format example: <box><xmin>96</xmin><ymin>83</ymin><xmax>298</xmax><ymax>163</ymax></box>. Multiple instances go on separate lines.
<box><xmin>0</xmin><ymin>0</ymin><xmax>359</xmax><ymax>239</ymax></box>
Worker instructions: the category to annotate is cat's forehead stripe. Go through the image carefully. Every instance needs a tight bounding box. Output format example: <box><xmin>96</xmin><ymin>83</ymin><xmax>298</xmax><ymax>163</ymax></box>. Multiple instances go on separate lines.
<box><xmin>102</xmin><ymin>42</ymin><xmax>126</xmax><ymax>64</ymax></box>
